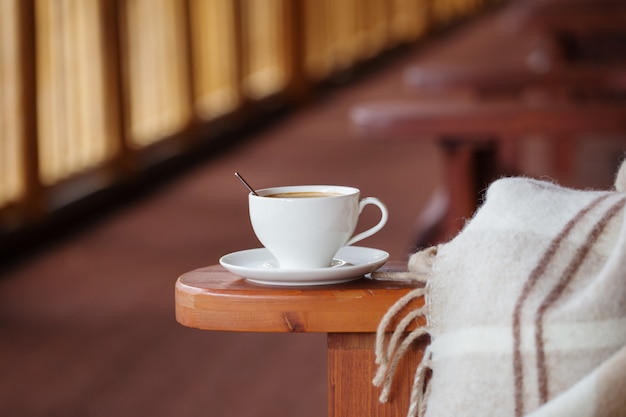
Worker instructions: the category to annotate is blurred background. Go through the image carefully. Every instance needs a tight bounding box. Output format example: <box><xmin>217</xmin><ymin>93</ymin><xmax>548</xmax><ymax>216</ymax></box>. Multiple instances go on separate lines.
<box><xmin>1</xmin><ymin>0</ymin><xmax>625</xmax><ymax>416</ymax></box>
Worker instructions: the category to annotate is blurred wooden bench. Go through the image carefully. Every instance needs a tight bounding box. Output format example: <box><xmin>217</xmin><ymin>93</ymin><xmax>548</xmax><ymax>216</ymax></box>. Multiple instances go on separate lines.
<box><xmin>175</xmin><ymin>262</ymin><xmax>425</xmax><ymax>417</ymax></box>
<box><xmin>352</xmin><ymin>0</ymin><xmax>626</xmax><ymax>246</ymax></box>
<box><xmin>405</xmin><ymin>65</ymin><xmax>626</xmax><ymax>101</ymax></box>
<box><xmin>404</xmin><ymin>0</ymin><xmax>626</xmax><ymax>99</ymax></box>
<box><xmin>350</xmin><ymin>99</ymin><xmax>626</xmax><ymax>244</ymax></box>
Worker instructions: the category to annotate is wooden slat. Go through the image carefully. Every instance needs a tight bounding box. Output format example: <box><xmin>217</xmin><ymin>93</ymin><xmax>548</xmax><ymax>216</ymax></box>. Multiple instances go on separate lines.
<box><xmin>302</xmin><ymin>0</ymin><xmax>332</xmax><ymax>80</ymax></box>
<box><xmin>122</xmin><ymin>0</ymin><xmax>192</xmax><ymax>147</ymax></box>
<box><xmin>188</xmin><ymin>0</ymin><xmax>241</xmax><ymax>119</ymax></box>
<box><xmin>35</xmin><ymin>0</ymin><xmax>117</xmax><ymax>186</ymax></box>
<box><xmin>0</xmin><ymin>0</ymin><xmax>26</xmax><ymax>210</ymax></box>
<box><xmin>241</xmin><ymin>0</ymin><xmax>288</xmax><ymax>100</ymax></box>
<box><xmin>282</xmin><ymin>0</ymin><xmax>309</xmax><ymax>101</ymax></box>
<box><xmin>389</xmin><ymin>0</ymin><xmax>431</xmax><ymax>43</ymax></box>
<box><xmin>100</xmin><ymin>0</ymin><xmax>133</xmax><ymax>179</ymax></box>
<box><xmin>328</xmin><ymin>0</ymin><xmax>359</xmax><ymax>71</ymax></box>
<box><xmin>11</xmin><ymin>0</ymin><xmax>43</xmax><ymax>223</ymax></box>
<box><xmin>356</xmin><ymin>0</ymin><xmax>390</xmax><ymax>59</ymax></box>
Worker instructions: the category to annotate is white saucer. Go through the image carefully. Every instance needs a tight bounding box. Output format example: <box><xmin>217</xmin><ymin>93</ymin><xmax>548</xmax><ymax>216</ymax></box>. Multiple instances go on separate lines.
<box><xmin>219</xmin><ymin>246</ymin><xmax>389</xmax><ymax>286</ymax></box>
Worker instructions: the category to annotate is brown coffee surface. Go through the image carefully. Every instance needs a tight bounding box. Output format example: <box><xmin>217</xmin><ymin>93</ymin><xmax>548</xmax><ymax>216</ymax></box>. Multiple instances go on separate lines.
<box><xmin>266</xmin><ymin>191</ymin><xmax>342</xmax><ymax>198</ymax></box>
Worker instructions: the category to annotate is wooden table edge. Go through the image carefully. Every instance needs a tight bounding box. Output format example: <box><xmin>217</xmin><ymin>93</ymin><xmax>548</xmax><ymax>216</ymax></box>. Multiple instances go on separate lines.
<box><xmin>175</xmin><ymin>262</ymin><xmax>424</xmax><ymax>333</ymax></box>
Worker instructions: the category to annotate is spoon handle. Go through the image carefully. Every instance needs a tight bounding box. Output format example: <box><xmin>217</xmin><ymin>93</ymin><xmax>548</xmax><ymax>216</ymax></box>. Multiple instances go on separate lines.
<box><xmin>235</xmin><ymin>172</ymin><xmax>259</xmax><ymax>196</ymax></box>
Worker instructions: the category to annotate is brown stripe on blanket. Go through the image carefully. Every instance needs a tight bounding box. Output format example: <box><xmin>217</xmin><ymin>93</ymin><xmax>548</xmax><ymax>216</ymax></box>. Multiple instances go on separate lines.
<box><xmin>511</xmin><ymin>193</ymin><xmax>612</xmax><ymax>417</ymax></box>
<box><xmin>534</xmin><ymin>197</ymin><xmax>626</xmax><ymax>405</ymax></box>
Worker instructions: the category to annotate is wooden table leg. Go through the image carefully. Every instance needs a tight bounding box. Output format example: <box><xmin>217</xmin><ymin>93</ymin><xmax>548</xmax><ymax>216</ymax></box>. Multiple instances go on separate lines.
<box><xmin>327</xmin><ymin>333</ymin><xmax>423</xmax><ymax>417</ymax></box>
<box><xmin>438</xmin><ymin>137</ymin><xmax>498</xmax><ymax>241</ymax></box>
<box><xmin>552</xmin><ymin>134</ymin><xmax>574</xmax><ymax>183</ymax></box>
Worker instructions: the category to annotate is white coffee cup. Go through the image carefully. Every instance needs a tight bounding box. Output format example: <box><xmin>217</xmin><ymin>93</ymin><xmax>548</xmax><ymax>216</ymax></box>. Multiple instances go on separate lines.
<box><xmin>248</xmin><ymin>185</ymin><xmax>388</xmax><ymax>269</ymax></box>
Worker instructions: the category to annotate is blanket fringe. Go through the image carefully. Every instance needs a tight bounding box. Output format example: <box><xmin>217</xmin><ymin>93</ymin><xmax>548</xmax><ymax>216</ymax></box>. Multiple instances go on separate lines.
<box><xmin>409</xmin><ymin>345</ymin><xmax>432</xmax><ymax>417</ymax></box>
<box><xmin>373</xmin><ymin>286</ymin><xmax>432</xmax><ymax>417</ymax></box>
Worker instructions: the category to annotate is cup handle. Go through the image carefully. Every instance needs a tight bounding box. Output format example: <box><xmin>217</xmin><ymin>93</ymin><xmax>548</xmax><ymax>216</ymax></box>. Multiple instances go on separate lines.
<box><xmin>346</xmin><ymin>197</ymin><xmax>389</xmax><ymax>246</ymax></box>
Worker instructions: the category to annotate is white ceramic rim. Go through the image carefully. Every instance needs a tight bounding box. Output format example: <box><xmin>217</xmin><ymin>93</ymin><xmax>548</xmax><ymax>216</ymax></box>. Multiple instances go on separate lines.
<box><xmin>252</xmin><ymin>185</ymin><xmax>359</xmax><ymax>198</ymax></box>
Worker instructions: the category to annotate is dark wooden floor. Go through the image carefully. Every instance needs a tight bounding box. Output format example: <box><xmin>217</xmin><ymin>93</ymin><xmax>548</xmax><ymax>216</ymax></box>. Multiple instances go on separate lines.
<box><xmin>1</xmin><ymin>3</ymin><xmax>623</xmax><ymax>417</ymax></box>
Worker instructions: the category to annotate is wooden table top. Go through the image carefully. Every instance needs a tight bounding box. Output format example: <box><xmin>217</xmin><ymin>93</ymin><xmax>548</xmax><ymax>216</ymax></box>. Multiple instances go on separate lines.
<box><xmin>175</xmin><ymin>262</ymin><xmax>424</xmax><ymax>333</ymax></box>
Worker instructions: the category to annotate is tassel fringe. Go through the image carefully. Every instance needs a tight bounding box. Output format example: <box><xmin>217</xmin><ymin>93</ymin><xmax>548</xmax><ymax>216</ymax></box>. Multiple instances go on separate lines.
<box><xmin>373</xmin><ymin>286</ymin><xmax>432</xmax><ymax>417</ymax></box>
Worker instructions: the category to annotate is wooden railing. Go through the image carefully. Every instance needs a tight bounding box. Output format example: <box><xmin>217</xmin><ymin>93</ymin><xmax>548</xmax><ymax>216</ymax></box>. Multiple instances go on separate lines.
<box><xmin>0</xmin><ymin>0</ymin><xmax>491</xmax><ymax>238</ymax></box>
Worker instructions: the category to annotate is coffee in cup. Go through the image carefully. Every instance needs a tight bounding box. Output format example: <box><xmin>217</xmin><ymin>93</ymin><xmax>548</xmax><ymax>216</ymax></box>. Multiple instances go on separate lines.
<box><xmin>266</xmin><ymin>191</ymin><xmax>342</xmax><ymax>198</ymax></box>
<box><xmin>248</xmin><ymin>185</ymin><xmax>388</xmax><ymax>269</ymax></box>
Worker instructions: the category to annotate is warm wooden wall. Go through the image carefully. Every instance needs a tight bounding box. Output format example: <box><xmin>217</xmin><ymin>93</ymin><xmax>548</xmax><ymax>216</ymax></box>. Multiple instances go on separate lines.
<box><xmin>0</xmin><ymin>0</ymin><xmax>491</xmax><ymax>236</ymax></box>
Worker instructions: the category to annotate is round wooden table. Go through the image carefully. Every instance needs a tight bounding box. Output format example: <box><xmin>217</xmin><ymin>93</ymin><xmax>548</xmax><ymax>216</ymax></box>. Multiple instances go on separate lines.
<box><xmin>175</xmin><ymin>261</ymin><xmax>425</xmax><ymax>417</ymax></box>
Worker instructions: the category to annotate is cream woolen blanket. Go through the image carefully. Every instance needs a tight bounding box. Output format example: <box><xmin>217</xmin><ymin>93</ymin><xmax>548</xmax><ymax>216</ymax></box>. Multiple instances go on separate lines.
<box><xmin>374</xmin><ymin>162</ymin><xmax>626</xmax><ymax>417</ymax></box>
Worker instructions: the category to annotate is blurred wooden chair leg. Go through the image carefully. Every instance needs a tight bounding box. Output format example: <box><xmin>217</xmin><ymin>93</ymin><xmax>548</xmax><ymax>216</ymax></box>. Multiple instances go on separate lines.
<box><xmin>438</xmin><ymin>137</ymin><xmax>498</xmax><ymax>242</ymax></box>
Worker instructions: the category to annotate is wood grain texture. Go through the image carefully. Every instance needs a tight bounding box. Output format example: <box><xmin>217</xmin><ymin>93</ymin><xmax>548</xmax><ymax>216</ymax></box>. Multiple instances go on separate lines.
<box><xmin>328</xmin><ymin>333</ymin><xmax>426</xmax><ymax>417</ymax></box>
<box><xmin>175</xmin><ymin>262</ymin><xmax>424</xmax><ymax>333</ymax></box>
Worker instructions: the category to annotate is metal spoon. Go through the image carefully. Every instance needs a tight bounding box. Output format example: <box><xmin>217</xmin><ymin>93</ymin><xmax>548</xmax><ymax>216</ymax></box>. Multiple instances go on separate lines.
<box><xmin>235</xmin><ymin>172</ymin><xmax>259</xmax><ymax>196</ymax></box>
